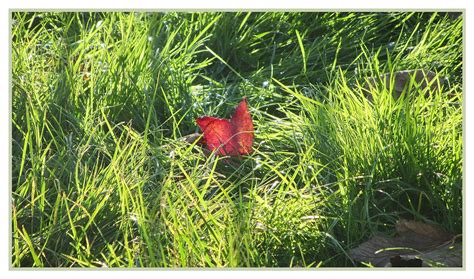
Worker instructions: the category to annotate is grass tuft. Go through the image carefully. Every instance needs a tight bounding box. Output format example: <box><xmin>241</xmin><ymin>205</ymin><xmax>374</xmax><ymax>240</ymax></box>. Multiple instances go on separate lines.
<box><xmin>12</xmin><ymin>11</ymin><xmax>462</xmax><ymax>267</ymax></box>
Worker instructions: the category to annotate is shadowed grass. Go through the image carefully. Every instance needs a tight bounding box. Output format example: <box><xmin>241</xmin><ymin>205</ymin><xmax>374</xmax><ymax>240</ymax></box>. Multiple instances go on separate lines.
<box><xmin>11</xmin><ymin>11</ymin><xmax>462</xmax><ymax>267</ymax></box>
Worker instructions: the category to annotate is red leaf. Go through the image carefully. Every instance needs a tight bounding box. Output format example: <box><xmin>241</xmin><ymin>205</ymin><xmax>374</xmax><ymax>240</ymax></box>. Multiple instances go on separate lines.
<box><xmin>196</xmin><ymin>97</ymin><xmax>254</xmax><ymax>156</ymax></box>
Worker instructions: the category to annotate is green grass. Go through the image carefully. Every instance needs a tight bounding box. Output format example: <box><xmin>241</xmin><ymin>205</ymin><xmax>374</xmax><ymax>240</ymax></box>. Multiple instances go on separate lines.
<box><xmin>11</xmin><ymin>11</ymin><xmax>462</xmax><ymax>267</ymax></box>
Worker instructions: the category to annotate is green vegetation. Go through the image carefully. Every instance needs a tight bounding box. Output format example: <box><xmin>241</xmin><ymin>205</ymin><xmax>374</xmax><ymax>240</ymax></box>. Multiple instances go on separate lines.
<box><xmin>11</xmin><ymin>12</ymin><xmax>462</xmax><ymax>267</ymax></box>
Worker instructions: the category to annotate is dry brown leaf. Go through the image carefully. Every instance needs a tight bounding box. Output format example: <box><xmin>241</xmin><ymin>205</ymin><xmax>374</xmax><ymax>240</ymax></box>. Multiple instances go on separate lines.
<box><xmin>180</xmin><ymin>132</ymin><xmax>203</xmax><ymax>144</ymax></box>
<box><xmin>396</xmin><ymin>219</ymin><xmax>453</xmax><ymax>243</ymax></box>
<box><xmin>180</xmin><ymin>132</ymin><xmax>212</xmax><ymax>157</ymax></box>
<box><xmin>348</xmin><ymin>219</ymin><xmax>461</xmax><ymax>267</ymax></box>
<box><xmin>363</xmin><ymin>69</ymin><xmax>445</xmax><ymax>101</ymax></box>
<box><xmin>416</xmin><ymin>240</ymin><xmax>462</xmax><ymax>267</ymax></box>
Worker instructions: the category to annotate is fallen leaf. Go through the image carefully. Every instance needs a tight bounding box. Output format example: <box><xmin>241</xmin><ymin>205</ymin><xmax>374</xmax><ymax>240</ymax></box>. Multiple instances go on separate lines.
<box><xmin>414</xmin><ymin>240</ymin><xmax>462</xmax><ymax>267</ymax></box>
<box><xmin>389</xmin><ymin>255</ymin><xmax>423</xmax><ymax>267</ymax></box>
<box><xmin>196</xmin><ymin>97</ymin><xmax>254</xmax><ymax>156</ymax></box>
<box><xmin>363</xmin><ymin>69</ymin><xmax>445</xmax><ymax>101</ymax></box>
<box><xmin>180</xmin><ymin>132</ymin><xmax>203</xmax><ymax>144</ymax></box>
<box><xmin>348</xmin><ymin>219</ymin><xmax>461</xmax><ymax>267</ymax></box>
<box><xmin>396</xmin><ymin>218</ymin><xmax>453</xmax><ymax>243</ymax></box>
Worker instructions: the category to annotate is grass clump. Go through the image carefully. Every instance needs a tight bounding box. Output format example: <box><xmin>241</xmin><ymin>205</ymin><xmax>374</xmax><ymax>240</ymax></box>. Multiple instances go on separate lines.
<box><xmin>11</xmin><ymin>11</ymin><xmax>462</xmax><ymax>267</ymax></box>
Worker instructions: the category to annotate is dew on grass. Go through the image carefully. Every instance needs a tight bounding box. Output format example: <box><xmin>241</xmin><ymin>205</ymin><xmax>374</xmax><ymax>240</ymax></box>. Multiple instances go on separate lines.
<box><xmin>254</xmin><ymin>156</ymin><xmax>262</xmax><ymax>170</ymax></box>
<box><xmin>169</xmin><ymin>150</ymin><xmax>175</xmax><ymax>159</ymax></box>
<box><xmin>129</xmin><ymin>213</ymin><xmax>138</xmax><ymax>223</ymax></box>
<box><xmin>255</xmin><ymin>222</ymin><xmax>266</xmax><ymax>230</ymax></box>
<box><xmin>268</xmin><ymin>180</ymin><xmax>280</xmax><ymax>193</ymax></box>
<box><xmin>301</xmin><ymin>215</ymin><xmax>321</xmax><ymax>220</ymax></box>
<box><xmin>302</xmin><ymin>87</ymin><xmax>314</xmax><ymax>97</ymax></box>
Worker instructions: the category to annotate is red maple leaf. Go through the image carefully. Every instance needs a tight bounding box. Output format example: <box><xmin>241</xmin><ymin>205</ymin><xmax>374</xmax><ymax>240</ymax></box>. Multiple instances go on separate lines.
<box><xmin>196</xmin><ymin>97</ymin><xmax>254</xmax><ymax>156</ymax></box>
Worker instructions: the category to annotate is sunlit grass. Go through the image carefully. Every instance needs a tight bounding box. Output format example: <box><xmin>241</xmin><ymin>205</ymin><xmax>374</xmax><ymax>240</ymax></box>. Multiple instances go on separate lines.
<box><xmin>11</xmin><ymin>11</ymin><xmax>462</xmax><ymax>267</ymax></box>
